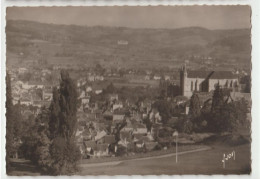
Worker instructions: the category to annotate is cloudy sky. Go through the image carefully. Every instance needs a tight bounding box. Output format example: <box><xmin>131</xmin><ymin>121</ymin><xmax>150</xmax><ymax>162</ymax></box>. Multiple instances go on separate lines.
<box><xmin>6</xmin><ymin>6</ymin><xmax>251</xmax><ymax>29</ymax></box>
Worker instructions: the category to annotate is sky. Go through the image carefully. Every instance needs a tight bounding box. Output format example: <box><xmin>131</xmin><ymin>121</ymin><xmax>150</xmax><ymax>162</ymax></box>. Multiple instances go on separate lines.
<box><xmin>6</xmin><ymin>6</ymin><xmax>251</xmax><ymax>30</ymax></box>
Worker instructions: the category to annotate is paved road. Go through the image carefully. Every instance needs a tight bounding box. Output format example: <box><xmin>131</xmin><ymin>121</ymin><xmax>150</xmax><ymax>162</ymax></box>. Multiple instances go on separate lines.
<box><xmin>79</xmin><ymin>146</ymin><xmax>211</xmax><ymax>168</ymax></box>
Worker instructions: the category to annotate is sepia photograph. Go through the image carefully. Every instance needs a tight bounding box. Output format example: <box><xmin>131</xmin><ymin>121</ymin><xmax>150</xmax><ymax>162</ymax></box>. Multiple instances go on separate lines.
<box><xmin>5</xmin><ymin>6</ymin><xmax>251</xmax><ymax>175</ymax></box>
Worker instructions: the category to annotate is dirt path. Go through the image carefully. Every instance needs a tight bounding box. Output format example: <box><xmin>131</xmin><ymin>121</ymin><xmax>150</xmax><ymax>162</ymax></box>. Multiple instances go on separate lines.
<box><xmin>79</xmin><ymin>146</ymin><xmax>211</xmax><ymax>168</ymax></box>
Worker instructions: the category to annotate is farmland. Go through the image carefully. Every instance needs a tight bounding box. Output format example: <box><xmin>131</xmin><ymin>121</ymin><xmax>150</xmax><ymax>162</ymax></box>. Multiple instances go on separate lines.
<box><xmin>6</xmin><ymin>20</ymin><xmax>251</xmax><ymax>71</ymax></box>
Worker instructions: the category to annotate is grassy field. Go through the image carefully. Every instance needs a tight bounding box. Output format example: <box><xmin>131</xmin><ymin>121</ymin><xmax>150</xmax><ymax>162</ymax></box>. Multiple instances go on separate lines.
<box><xmin>7</xmin><ymin>132</ymin><xmax>251</xmax><ymax>176</ymax></box>
<box><xmin>78</xmin><ymin>143</ymin><xmax>251</xmax><ymax>175</ymax></box>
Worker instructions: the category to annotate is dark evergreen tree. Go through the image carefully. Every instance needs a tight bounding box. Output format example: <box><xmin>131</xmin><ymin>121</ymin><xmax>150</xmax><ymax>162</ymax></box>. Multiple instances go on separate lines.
<box><xmin>211</xmin><ymin>85</ymin><xmax>225</xmax><ymax>113</ymax></box>
<box><xmin>189</xmin><ymin>93</ymin><xmax>201</xmax><ymax>119</ymax></box>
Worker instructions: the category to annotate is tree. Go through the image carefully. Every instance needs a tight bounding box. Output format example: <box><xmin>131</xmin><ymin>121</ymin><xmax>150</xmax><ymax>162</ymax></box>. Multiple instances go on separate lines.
<box><xmin>34</xmin><ymin>107</ymin><xmax>52</xmax><ymax>171</ymax></box>
<box><xmin>6</xmin><ymin>73</ymin><xmax>14</xmax><ymax>171</ymax></box>
<box><xmin>59</xmin><ymin>70</ymin><xmax>78</xmax><ymax>140</ymax></box>
<box><xmin>211</xmin><ymin>85</ymin><xmax>225</xmax><ymax>113</ymax></box>
<box><xmin>189</xmin><ymin>93</ymin><xmax>201</xmax><ymax>119</ymax></box>
<box><xmin>49</xmin><ymin>70</ymin><xmax>80</xmax><ymax>174</ymax></box>
<box><xmin>12</xmin><ymin>103</ymin><xmax>23</xmax><ymax>138</ymax></box>
<box><xmin>208</xmin><ymin>85</ymin><xmax>247</xmax><ymax>133</ymax></box>
<box><xmin>240</xmin><ymin>75</ymin><xmax>251</xmax><ymax>93</ymax></box>
<box><xmin>152</xmin><ymin>100</ymin><xmax>171</xmax><ymax>124</ymax></box>
<box><xmin>49</xmin><ymin>87</ymin><xmax>61</xmax><ymax>140</ymax></box>
<box><xmin>105</xmin><ymin>82</ymin><xmax>116</xmax><ymax>94</ymax></box>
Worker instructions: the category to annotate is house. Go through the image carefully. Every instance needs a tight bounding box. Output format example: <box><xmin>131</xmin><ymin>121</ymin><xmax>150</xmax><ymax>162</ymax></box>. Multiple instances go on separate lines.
<box><xmin>20</xmin><ymin>96</ymin><xmax>33</xmax><ymax>106</ymax></box>
<box><xmin>119</xmin><ymin>131</ymin><xmax>132</xmax><ymax>147</ymax></box>
<box><xmin>135</xmin><ymin>140</ymin><xmax>145</xmax><ymax>148</ymax></box>
<box><xmin>18</xmin><ymin>67</ymin><xmax>28</xmax><ymax>74</ymax></box>
<box><xmin>84</xmin><ymin>140</ymin><xmax>97</xmax><ymax>154</ymax></box>
<box><xmin>81</xmin><ymin>129</ymin><xmax>93</xmax><ymax>141</ymax></box>
<box><xmin>12</xmin><ymin>93</ymin><xmax>20</xmax><ymax>105</ymax></box>
<box><xmin>104</xmin><ymin>135</ymin><xmax>116</xmax><ymax>145</ymax></box>
<box><xmin>180</xmin><ymin>64</ymin><xmax>239</xmax><ymax>98</ymax></box>
<box><xmin>88</xmin><ymin>75</ymin><xmax>95</xmax><ymax>82</ymax></box>
<box><xmin>86</xmin><ymin>86</ymin><xmax>92</xmax><ymax>93</ymax></box>
<box><xmin>113</xmin><ymin>113</ymin><xmax>125</xmax><ymax>123</ymax></box>
<box><xmin>134</xmin><ymin>136</ymin><xmax>152</xmax><ymax>148</ymax></box>
<box><xmin>118</xmin><ymin>40</ymin><xmax>128</xmax><ymax>45</ymax></box>
<box><xmin>76</xmin><ymin>126</ymin><xmax>85</xmax><ymax>137</ymax></box>
<box><xmin>109</xmin><ymin>94</ymin><xmax>119</xmax><ymax>101</ymax></box>
<box><xmin>132</xmin><ymin>111</ymin><xmax>143</xmax><ymax>122</ymax></box>
<box><xmin>42</xmin><ymin>88</ymin><xmax>53</xmax><ymax>101</ymax></box>
<box><xmin>113</xmin><ymin>102</ymin><xmax>123</xmax><ymax>111</ymax></box>
<box><xmin>77</xmin><ymin>143</ymin><xmax>86</xmax><ymax>156</ymax></box>
<box><xmin>164</xmin><ymin>75</ymin><xmax>171</xmax><ymax>81</ymax></box>
<box><xmin>173</xmin><ymin>96</ymin><xmax>189</xmax><ymax>105</ymax></box>
<box><xmin>154</xmin><ymin>75</ymin><xmax>161</xmax><ymax>80</ymax></box>
<box><xmin>94</xmin><ymin>144</ymin><xmax>109</xmax><ymax>157</ymax></box>
<box><xmin>133</xmin><ymin>133</ymin><xmax>144</xmax><ymax>142</ymax></box>
<box><xmin>78</xmin><ymin>91</ymin><xmax>86</xmax><ymax>99</ymax></box>
<box><xmin>96</xmin><ymin>135</ymin><xmax>116</xmax><ymax>145</ymax></box>
<box><xmin>95</xmin><ymin>75</ymin><xmax>104</xmax><ymax>81</ymax></box>
<box><xmin>122</xmin><ymin>121</ymin><xmax>134</xmax><ymax>132</ymax></box>
<box><xmin>32</xmin><ymin>100</ymin><xmax>51</xmax><ymax>108</ymax></box>
<box><xmin>95</xmin><ymin>89</ymin><xmax>103</xmax><ymax>95</ymax></box>
<box><xmin>94</xmin><ymin>130</ymin><xmax>107</xmax><ymax>141</ymax></box>
<box><xmin>133</xmin><ymin>123</ymin><xmax>147</xmax><ymax>135</ymax></box>
<box><xmin>144</xmin><ymin>75</ymin><xmax>150</xmax><ymax>80</ymax></box>
<box><xmin>149</xmin><ymin>110</ymin><xmax>162</xmax><ymax>124</ymax></box>
<box><xmin>81</xmin><ymin>97</ymin><xmax>90</xmax><ymax>105</ymax></box>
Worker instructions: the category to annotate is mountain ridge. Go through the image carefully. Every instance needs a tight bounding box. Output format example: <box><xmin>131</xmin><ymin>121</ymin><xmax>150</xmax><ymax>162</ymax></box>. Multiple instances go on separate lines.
<box><xmin>6</xmin><ymin>20</ymin><xmax>251</xmax><ymax>70</ymax></box>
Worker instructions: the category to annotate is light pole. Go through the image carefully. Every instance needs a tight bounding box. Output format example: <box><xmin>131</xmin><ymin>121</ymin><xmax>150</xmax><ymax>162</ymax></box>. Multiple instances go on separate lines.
<box><xmin>173</xmin><ymin>131</ymin><xmax>178</xmax><ymax>163</ymax></box>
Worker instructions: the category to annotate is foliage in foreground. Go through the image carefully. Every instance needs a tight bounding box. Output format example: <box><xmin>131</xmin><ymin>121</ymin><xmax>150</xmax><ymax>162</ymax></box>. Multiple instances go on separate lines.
<box><xmin>17</xmin><ymin>70</ymin><xmax>81</xmax><ymax>175</ymax></box>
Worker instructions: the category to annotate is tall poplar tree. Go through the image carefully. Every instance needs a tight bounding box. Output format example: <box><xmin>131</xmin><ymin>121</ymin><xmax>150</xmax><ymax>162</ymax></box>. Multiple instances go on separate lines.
<box><xmin>49</xmin><ymin>70</ymin><xmax>80</xmax><ymax>175</ymax></box>
<box><xmin>59</xmin><ymin>70</ymin><xmax>78</xmax><ymax>140</ymax></box>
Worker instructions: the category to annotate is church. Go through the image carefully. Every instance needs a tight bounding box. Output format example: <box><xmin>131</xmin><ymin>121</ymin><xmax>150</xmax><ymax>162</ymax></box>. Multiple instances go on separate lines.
<box><xmin>180</xmin><ymin>65</ymin><xmax>239</xmax><ymax>98</ymax></box>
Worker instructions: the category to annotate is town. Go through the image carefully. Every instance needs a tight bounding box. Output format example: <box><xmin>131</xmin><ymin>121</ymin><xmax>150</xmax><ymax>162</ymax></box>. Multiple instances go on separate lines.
<box><xmin>5</xmin><ymin>6</ymin><xmax>252</xmax><ymax>175</ymax></box>
<box><xmin>7</xmin><ymin>61</ymin><xmax>251</xmax><ymax>160</ymax></box>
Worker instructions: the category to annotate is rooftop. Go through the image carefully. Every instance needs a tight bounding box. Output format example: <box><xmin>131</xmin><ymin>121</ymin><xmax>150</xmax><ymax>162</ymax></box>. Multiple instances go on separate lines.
<box><xmin>187</xmin><ymin>70</ymin><xmax>238</xmax><ymax>79</ymax></box>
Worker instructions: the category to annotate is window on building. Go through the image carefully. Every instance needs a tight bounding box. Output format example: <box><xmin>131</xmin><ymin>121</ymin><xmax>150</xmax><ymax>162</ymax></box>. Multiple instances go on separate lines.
<box><xmin>191</xmin><ymin>81</ymin><xmax>193</xmax><ymax>91</ymax></box>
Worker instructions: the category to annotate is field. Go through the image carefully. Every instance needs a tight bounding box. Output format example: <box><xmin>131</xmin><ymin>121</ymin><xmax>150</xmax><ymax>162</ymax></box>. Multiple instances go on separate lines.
<box><xmin>78</xmin><ymin>143</ymin><xmax>251</xmax><ymax>175</ymax></box>
<box><xmin>7</xmin><ymin>142</ymin><xmax>250</xmax><ymax>176</ymax></box>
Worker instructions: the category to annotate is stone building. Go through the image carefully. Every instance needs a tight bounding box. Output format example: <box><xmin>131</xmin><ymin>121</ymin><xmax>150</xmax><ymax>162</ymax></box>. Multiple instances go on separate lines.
<box><xmin>180</xmin><ymin>65</ymin><xmax>239</xmax><ymax>98</ymax></box>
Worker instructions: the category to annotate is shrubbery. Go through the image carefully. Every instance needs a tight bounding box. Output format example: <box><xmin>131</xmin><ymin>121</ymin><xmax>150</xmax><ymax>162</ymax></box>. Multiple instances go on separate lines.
<box><xmin>187</xmin><ymin>86</ymin><xmax>249</xmax><ymax>134</ymax></box>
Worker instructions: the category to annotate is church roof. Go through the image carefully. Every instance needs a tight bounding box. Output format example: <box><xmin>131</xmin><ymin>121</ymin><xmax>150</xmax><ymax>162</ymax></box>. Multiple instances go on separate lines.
<box><xmin>187</xmin><ymin>71</ymin><xmax>237</xmax><ymax>79</ymax></box>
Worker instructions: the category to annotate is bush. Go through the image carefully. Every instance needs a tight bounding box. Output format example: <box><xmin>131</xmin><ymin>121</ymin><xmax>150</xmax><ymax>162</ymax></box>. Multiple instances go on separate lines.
<box><xmin>183</xmin><ymin>119</ymin><xmax>194</xmax><ymax>134</ymax></box>
<box><xmin>50</xmin><ymin>137</ymin><xmax>81</xmax><ymax>175</ymax></box>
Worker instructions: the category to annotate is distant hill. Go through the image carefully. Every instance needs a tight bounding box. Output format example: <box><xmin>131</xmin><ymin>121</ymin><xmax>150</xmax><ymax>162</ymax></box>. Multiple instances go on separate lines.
<box><xmin>6</xmin><ymin>20</ymin><xmax>251</xmax><ymax>70</ymax></box>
